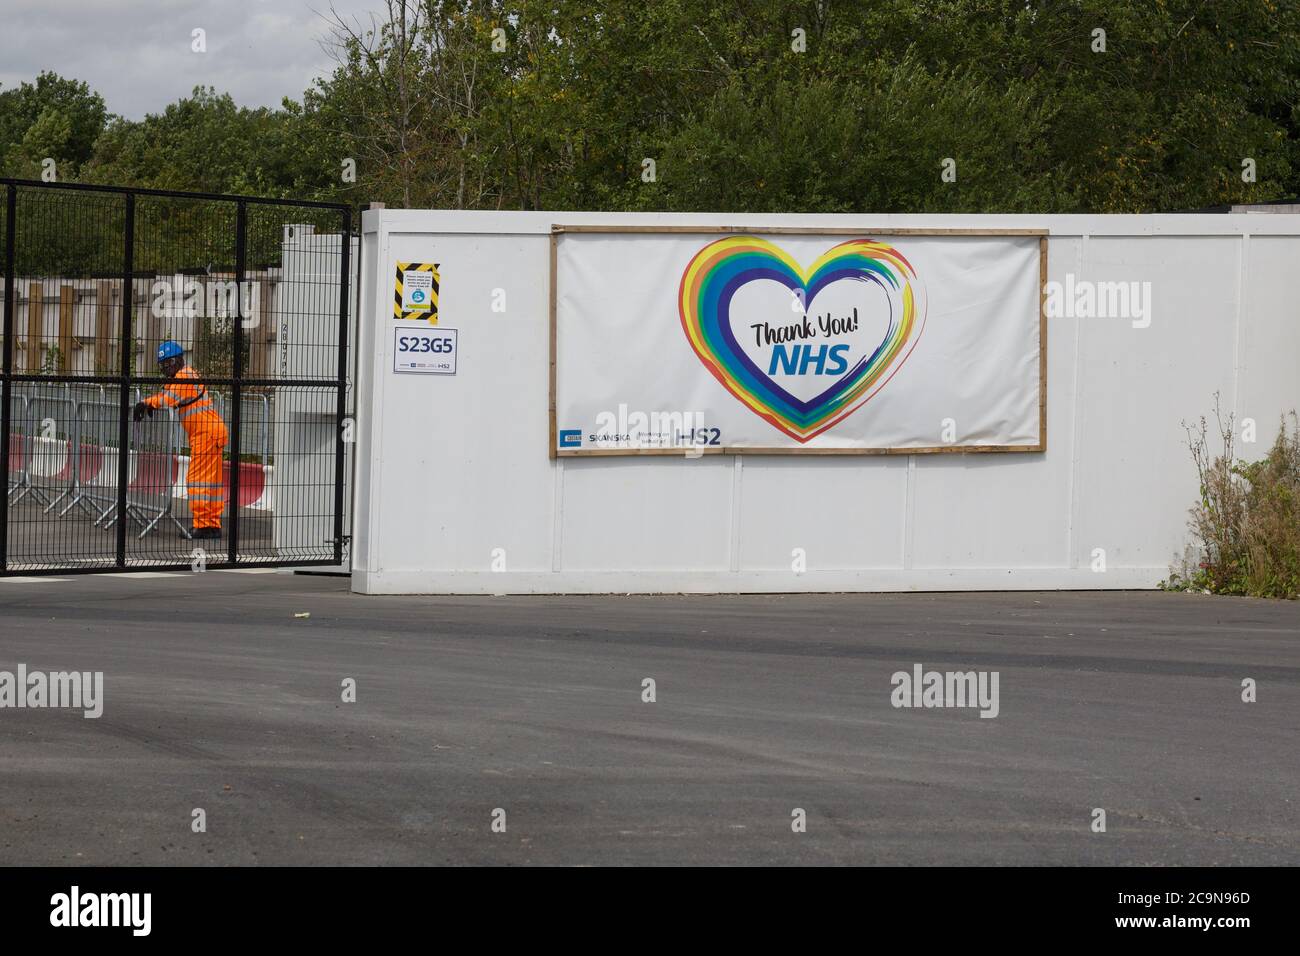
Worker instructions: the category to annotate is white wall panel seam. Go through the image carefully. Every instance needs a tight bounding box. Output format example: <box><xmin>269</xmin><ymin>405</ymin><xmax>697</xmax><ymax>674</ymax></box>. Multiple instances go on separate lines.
<box><xmin>551</xmin><ymin>459</ymin><xmax>564</xmax><ymax>572</ymax></box>
<box><xmin>903</xmin><ymin>456</ymin><xmax>916</xmax><ymax>570</ymax></box>
<box><xmin>354</xmin><ymin>226</ymin><xmax>374</xmax><ymax>573</ymax></box>
<box><xmin>1066</xmin><ymin>235</ymin><xmax>1087</xmax><ymax>569</ymax></box>
<box><xmin>367</xmin><ymin>225</ymin><xmax>391</xmax><ymax>575</ymax></box>
<box><xmin>1232</xmin><ymin>234</ymin><xmax>1249</xmax><ymax>420</ymax></box>
<box><xmin>351</xmin><ymin>228</ymin><xmax>377</xmax><ymax>573</ymax></box>
<box><xmin>729</xmin><ymin>457</ymin><xmax>742</xmax><ymax>572</ymax></box>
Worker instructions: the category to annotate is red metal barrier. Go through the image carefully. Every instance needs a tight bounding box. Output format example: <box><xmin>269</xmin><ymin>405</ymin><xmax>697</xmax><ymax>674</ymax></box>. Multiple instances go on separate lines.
<box><xmin>7</xmin><ymin>432</ymin><xmax>24</xmax><ymax>471</ymax></box>
<box><xmin>76</xmin><ymin>441</ymin><xmax>104</xmax><ymax>482</ymax></box>
<box><xmin>129</xmin><ymin>452</ymin><xmax>178</xmax><ymax>496</ymax></box>
<box><xmin>222</xmin><ymin>460</ymin><xmax>266</xmax><ymax>508</ymax></box>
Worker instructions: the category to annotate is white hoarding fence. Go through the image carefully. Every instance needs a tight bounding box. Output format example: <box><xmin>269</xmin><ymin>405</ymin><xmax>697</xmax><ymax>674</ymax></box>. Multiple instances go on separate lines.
<box><xmin>352</xmin><ymin>210</ymin><xmax>1300</xmax><ymax>595</ymax></box>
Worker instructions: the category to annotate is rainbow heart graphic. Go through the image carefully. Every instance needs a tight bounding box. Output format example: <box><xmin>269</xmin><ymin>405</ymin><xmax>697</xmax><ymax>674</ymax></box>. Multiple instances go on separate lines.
<box><xmin>678</xmin><ymin>236</ymin><xmax>927</xmax><ymax>442</ymax></box>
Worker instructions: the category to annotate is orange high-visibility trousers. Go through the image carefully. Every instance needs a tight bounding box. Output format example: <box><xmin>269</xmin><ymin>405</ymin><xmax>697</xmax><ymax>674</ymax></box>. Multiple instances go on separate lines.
<box><xmin>186</xmin><ymin>426</ymin><xmax>228</xmax><ymax>530</ymax></box>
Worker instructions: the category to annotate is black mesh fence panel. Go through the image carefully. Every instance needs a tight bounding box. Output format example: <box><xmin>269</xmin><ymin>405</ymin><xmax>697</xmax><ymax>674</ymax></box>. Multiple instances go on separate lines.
<box><xmin>1</xmin><ymin>179</ymin><xmax>351</xmax><ymax>574</ymax></box>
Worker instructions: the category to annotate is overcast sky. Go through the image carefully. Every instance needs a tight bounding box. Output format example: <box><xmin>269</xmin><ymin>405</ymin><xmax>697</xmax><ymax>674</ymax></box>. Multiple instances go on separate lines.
<box><xmin>0</xmin><ymin>0</ymin><xmax>384</xmax><ymax>118</ymax></box>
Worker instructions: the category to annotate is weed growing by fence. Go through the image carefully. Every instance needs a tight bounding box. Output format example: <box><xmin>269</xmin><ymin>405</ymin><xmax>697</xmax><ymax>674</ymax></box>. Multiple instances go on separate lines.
<box><xmin>1166</xmin><ymin>398</ymin><xmax>1300</xmax><ymax>599</ymax></box>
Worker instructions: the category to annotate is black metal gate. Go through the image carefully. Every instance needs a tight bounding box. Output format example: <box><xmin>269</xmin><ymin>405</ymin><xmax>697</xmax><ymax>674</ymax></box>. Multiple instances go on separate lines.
<box><xmin>0</xmin><ymin>179</ymin><xmax>352</xmax><ymax>574</ymax></box>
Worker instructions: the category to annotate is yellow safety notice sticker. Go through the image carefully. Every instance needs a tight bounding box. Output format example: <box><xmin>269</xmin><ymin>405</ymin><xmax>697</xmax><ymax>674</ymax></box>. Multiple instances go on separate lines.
<box><xmin>394</xmin><ymin>262</ymin><xmax>440</xmax><ymax>323</ymax></box>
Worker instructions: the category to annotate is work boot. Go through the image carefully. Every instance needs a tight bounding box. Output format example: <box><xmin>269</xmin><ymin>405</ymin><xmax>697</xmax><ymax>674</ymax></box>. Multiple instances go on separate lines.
<box><xmin>191</xmin><ymin>527</ymin><xmax>221</xmax><ymax>540</ymax></box>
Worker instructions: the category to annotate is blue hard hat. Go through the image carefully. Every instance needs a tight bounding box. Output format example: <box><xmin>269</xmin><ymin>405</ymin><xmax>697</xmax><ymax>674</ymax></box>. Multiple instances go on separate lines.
<box><xmin>157</xmin><ymin>340</ymin><xmax>183</xmax><ymax>361</ymax></box>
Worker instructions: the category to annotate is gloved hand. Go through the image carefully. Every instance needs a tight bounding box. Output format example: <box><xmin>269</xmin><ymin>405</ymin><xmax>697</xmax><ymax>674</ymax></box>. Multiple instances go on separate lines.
<box><xmin>131</xmin><ymin>401</ymin><xmax>152</xmax><ymax>422</ymax></box>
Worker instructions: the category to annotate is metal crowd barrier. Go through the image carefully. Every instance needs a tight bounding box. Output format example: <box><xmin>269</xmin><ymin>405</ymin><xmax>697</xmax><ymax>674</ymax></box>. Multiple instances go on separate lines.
<box><xmin>8</xmin><ymin>387</ymin><xmax>188</xmax><ymax>539</ymax></box>
<box><xmin>241</xmin><ymin>393</ymin><xmax>271</xmax><ymax>464</ymax></box>
<box><xmin>24</xmin><ymin>393</ymin><xmax>77</xmax><ymax>513</ymax></box>
<box><xmin>5</xmin><ymin>383</ymin><xmax>273</xmax><ymax>539</ymax></box>
<box><xmin>96</xmin><ymin>404</ymin><xmax>188</xmax><ymax>539</ymax></box>
<box><xmin>6</xmin><ymin>392</ymin><xmax>31</xmax><ymax>503</ymax></box>
<box><xmin>69</xmin><ymin>400</ymin><xmax>125</xmax><ymax>524</ymax></box>
<box><xmin>7</xmin><ymin>383</ymin><xmax>102</xmax><ymax>510</ymax></box>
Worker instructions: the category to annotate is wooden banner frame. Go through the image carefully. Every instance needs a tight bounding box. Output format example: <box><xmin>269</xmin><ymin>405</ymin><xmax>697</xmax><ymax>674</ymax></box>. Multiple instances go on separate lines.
<box><xmin>549</xmin><ymin>225</ymin><xmax>1049</xmax><ymax>459</ymax></box>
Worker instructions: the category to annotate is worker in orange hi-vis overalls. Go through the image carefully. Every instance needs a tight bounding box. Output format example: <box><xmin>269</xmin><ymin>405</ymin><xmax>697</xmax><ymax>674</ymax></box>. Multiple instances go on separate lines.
<box><xmin>133</xmin><ymin>340</ymin><xmax>229</xmax><ymax>540</ymax></box>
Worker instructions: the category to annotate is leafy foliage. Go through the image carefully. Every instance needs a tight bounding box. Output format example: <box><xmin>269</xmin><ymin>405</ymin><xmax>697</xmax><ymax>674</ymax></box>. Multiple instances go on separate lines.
<box><xmin>0</xmin><ymin>1</ymin><xmax>1297</xmax><ymax>213</ymax></box>
<box><xmin>0</xmin><ymin>71</ymin><xmax>107</xmax><ymax>179</ymax></box>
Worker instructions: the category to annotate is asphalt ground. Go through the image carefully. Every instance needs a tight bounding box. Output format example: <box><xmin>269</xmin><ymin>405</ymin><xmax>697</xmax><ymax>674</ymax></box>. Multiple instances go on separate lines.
<box><xmin>0</xmin><ymin>571</ymin><xmax>1295</xmax><ymax>865</ymax></box>
<box><xmin>3</xmin><ymin>493</ymin><xmax>281</xmax><ymax>570</ymax></box>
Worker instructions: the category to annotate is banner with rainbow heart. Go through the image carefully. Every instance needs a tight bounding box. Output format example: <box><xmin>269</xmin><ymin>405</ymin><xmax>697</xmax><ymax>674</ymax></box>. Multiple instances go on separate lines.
<box><xmin>553</xmin><ymin>229</ymin><xmax>1044</xmax><ymax>454</ymax></box>
<box><xmin>679</xmin><ymin>236</ymin><xmax>925</xmax><ymax>442</ymax></box>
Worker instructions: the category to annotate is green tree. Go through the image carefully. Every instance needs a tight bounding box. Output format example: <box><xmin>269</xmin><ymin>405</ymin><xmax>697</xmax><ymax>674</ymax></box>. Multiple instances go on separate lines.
<box><xmin>3</xmin><ymin>1</ymin><xmax>1298</xmax><ymax>214</ymax></box>
<box><xmin>84</xmin><ymin>87</ymin><xmax>295</xmax><ymax>195</ymax></box>
<box><xmin>0</xmin><ymin>71</ymin><xmax>107</xmax><ymax>178</ymax></box>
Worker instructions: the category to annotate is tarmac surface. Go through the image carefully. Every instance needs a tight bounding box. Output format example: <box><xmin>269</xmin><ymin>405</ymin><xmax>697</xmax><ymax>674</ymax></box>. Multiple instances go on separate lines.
<box><xmin>2</xmin><ymin>493</ymin><xmax>280</xmax><ymax>570</ymax></box>
<box><xmin>0</xmin><ymin>571</ymin><xmax>1296</xmax><ymax>865</ymax></box>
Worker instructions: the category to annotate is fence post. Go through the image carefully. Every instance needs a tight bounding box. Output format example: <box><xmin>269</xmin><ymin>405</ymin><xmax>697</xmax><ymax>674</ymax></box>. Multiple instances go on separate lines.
<box><xmin>334</xmin><ymin>207</ymin><xmax>351</xmax><ymax>564</ymax></box>
<box><xmin>58</xmin><ymin>284</ymin><xmax>74</xmax><ymax>373</ymax></box>
<box><xmin>115</xmin><ymin>192</ymin><xmax>134</xmax><ymax>568</ymax></box>
<box><xmin>26</xmin><ymin>281</ymin><xmax>43</xmax><ymax>372</ymax></box>
<box><xmin>95</xmin><ymin>280</ymin><xmax>114</xmax><ymax>372</ymax></box>
<box><xmin>229</xmin><ymin>201</ymin><xmax>246</xmax><ymax>564</ymax></box>
<box><xmin>1</xmin><ymin>185</ymin><xmax>16</xmax><ymax>571</ymax></box>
